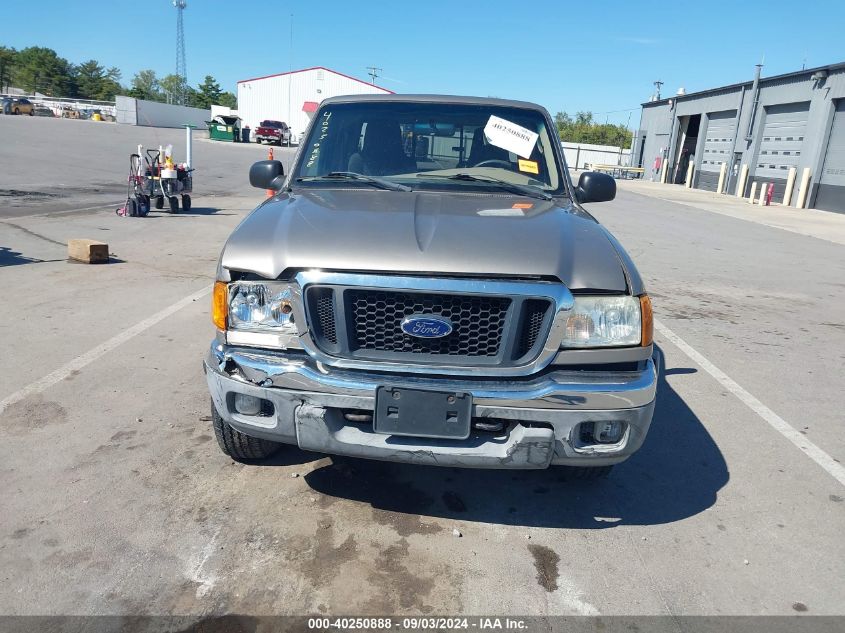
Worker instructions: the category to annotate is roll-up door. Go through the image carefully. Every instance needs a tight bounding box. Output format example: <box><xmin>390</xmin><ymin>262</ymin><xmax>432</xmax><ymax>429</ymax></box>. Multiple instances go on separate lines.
<box><xmin>815</xmin><ymin>100</ymin><xmax>845</xmax><ymax>213</ymax></box>
<box><xmin>754</xmin><ymin>102</ymin><xmax>810</xmax><ymax>203</ymax></box>
<box><xmin>697</xmin><ymin>110</ymin><xmax>736</xmax><ymax>191</ymax></box>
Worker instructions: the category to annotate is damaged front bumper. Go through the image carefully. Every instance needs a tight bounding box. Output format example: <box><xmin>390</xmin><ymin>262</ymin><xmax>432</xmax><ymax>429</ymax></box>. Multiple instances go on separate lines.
<box><xmin>204</xmin><ymin>342</ymin><xmax>659</xmax><ymax>469</ymax></box>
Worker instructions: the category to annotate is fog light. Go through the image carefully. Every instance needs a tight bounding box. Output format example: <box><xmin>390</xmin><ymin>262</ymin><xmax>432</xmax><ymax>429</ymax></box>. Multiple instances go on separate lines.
<box><xmin>596</xmin><ymin>421</ymin><xmax>625</xmax><ymax>444</ymax></box>
<box><xmin>234</xmin><ymin>393</ymin><xmax>262</xmax><ymax>415</ymax></box>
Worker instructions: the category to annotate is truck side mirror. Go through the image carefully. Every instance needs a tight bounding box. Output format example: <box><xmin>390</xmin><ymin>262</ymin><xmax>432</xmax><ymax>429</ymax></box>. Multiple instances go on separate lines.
<box><xmin>575</xmin><ymin>171</ymin><xmax>616</xmax><ymax>203</ymax></box>
<box><xmin>249</xmin><ymin>160</ymin><xmax>285</xmax><ymax>190</ymax></box>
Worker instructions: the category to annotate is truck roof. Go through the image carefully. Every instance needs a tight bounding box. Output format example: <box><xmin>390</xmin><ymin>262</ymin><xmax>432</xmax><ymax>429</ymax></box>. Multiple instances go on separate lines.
<box><xmin>320</xmin><ymin>93</ymin><xmax>548</xmax><ymax>112</ymax></box>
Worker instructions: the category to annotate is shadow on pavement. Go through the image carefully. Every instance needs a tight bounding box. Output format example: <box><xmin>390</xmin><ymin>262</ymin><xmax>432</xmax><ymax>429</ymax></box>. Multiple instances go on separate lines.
<box><xmin>300</xmin><ymin>345</ymin><xmax>728</xmax><ymax>528</ymax></box>
<box><xmin>0</xmin><ymin>246</ymin><xmax>64</xmax><ymax>267</ymax></box>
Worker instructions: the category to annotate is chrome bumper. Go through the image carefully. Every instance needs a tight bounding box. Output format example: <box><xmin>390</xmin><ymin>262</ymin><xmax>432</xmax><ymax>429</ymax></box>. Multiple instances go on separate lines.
<box><xmin>204</xmin><ymin>342</ymin><xmax>659</xmax><ymax>469</ymax></box>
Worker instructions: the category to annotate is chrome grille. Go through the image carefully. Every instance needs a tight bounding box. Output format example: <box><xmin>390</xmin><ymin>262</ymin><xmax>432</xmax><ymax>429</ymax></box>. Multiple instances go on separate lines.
<box><xmin>348</xmin><ymin>290</ymin><xmax>510</xmax><ymax>356</ymax></box>
<box><xmin>304</xmin><ymin>282</ymin><xmax>554</xmax><ymax>368</ymax></box>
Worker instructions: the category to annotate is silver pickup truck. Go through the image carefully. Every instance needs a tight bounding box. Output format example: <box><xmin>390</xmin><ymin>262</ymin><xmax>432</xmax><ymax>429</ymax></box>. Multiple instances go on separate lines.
<box><xmin>204</xmin><ymin>94</ymin><xmax>658</xmax><ymax>478</ymax></box>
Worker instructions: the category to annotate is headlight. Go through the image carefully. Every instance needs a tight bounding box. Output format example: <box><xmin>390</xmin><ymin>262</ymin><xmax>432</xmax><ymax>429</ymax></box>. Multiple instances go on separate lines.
<box><xmin>224</xmin><ymin>281</ymin><xmax>296</xmax><ymax>332</ymax></box>
<box><xmin>560</xmin><ymin>295</ymin><xmax>643</xmax><ymax>348</ymax></box>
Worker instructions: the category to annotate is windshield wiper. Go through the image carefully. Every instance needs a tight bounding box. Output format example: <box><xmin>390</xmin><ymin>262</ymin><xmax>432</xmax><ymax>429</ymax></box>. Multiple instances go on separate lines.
<box><xmin>296</xmin><ymin>171</ymin><xmax>411</xmax><ymax>192</ymax></box>
<box><xmin>417</xmin><ymin>173</ymin><xmax>552</xmax><ymax>200</ymax></box>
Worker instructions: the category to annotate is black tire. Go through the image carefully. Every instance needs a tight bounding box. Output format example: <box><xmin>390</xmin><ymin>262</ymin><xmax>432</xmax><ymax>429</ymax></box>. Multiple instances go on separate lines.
<box><xmin>169</xmin><ymin>196</ymin><xmax>179</xmax><ymax>213</ymax></box>
<box><xmin>181</xmin><ymin>194</ymin><xmax>191</xmax><ymax>211</ymax></box>
<box><xmin>211</xmin><ymin>400</ymin><xmax>280</xmax><ymax>461</ymax></box>
<box><xmin>563</xmin><ymin>465</ymin><xmax>614</xmax><ymax>480</ymax></box>
<box><xmin>13</xmin><ymin>108</ymin><xmax>19</xmax><ymax>115</ymax></box>
<box><xmin>155</xmin><ymin>195</ymin><xmax>164</xmax><ymax>209</ymax></box>
<box><xmin>28</xmin><ymin>110</ymin><xmax>33</xmax><ymax>116</ymax></box>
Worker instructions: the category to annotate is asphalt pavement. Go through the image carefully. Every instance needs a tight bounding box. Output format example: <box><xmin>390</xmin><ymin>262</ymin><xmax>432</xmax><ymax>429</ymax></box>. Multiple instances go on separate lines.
<box><xmin>0</xmin><ymin>115</ymin><xmax>843</xmax><ymax>621</ymax></box>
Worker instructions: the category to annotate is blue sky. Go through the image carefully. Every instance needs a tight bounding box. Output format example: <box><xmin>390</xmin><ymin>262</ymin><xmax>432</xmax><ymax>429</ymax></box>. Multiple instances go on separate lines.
<box><xmin>2</xmin><ymin>0</ymin><xmax>843</xmax><ymax>126</ymax></box>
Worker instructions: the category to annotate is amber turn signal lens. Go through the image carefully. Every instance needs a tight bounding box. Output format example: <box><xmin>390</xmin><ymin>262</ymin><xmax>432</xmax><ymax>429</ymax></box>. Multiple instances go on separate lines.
<box><xmin>212</xmin><ymin>281</ymin><xmax>228</xmax><ymax>330</ymax></box>
<box><xmin>640</xmin><ymin>294</ymin><xmax>653</xmax><ymax>347</ymax></box>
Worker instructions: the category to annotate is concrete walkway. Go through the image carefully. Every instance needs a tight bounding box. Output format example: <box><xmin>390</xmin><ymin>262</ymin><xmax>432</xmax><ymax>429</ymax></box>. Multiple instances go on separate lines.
<box><xmin>616</xmin><ymin>178</ymin><xmax>845</xmax><ymax>246</ymax></box>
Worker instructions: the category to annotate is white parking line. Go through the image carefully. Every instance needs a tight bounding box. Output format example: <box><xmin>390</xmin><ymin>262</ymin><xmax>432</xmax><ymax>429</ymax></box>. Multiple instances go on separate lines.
<box><xmin>655</xmin><ymin>318</ymin><xmax>845</xmax><ymax>487</ymax></box>
<box><xmin>0</xmin><ymin>285</ymin><xmax>211</xmax><ymax>416</ymax></box>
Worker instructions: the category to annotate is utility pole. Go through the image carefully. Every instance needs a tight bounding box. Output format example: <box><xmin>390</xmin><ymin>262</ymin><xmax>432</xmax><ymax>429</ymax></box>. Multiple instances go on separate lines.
<box><xmin>288</xmin><ymin>14</ymin><xmax>293</xmax><ymax>128</ymax></box>
<box><xmin>174</xmin><ymin>0</ymin><xmax>187</xmax><ymax>105</ymax></box>
<box><xmin>653</xmin><ymin>80</ymin><xmax>663</xmax><ymax>100</ymax></box>
<box><xmin>366</xmin><ymin>66</ymin><xmax>382</xmax><ymax>84</ymax></box>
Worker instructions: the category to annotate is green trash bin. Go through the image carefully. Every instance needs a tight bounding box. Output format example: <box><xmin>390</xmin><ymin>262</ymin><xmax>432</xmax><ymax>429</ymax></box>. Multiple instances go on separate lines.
<box><xmin>206</xmin><ymin>116</ymin><xmax>240</xmax><ymax>142</ymax></box>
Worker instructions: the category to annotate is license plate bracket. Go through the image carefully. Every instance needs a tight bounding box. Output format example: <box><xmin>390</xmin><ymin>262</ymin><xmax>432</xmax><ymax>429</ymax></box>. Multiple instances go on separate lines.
<box><xmin>373</xmin><ymin>386</ymin><xmax>472</xmax><ymax>440</ymax></box>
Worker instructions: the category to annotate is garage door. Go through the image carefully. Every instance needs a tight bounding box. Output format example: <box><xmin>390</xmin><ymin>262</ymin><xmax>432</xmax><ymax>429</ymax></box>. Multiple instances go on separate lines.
<box><xmin>815</xmin><ymin>100</ymin><xmax>845</xmax><ymax>213</ymax></box>
<box><xmin>697</xmin><ymin>110</ymin><xmax>736</xmax><ymax>192</ymax></box>
<box><xmin>754</xmin><ymin>102</ymin><xmax>810</xmax><ymax>203</ymax></box>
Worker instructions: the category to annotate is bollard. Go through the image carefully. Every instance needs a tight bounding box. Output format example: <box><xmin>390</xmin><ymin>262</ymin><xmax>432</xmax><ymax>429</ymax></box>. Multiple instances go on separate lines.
<box><xmin>748</xmin><ymin>181</ymin><xmax>758</xmax><ymax>204</ymax></box>
<box><xmin>736</xmin><ymin>165</ymin><xmax>749</xmax><ymax>198</ymax></box>
<box><xmin>782</xmin><ymin>167</ymin><xmax>797</xmax><ymax>206</ymax></box>
<box><xmin>765</xmin><ymin>183</ymin><xmax>775</xmax><ymax>205</ymax></box>
<box><xmin>758</xmin><ymin>183</ymin><xmax>768</xmax><ymax>206</ymax></box>
<box><xmin>795</xmin><ymin>167</ymin><xmax>811</xmax><ymax>209</ymax></box>
<box><xmin>267</xmin><ymin>147</ymin><xmax>275</xmax><ymax>198</ymax></box>
<box><xmin>185</xmin><ymin>125</ymin><xmax>193</xmax><ymax>169</ymax></box>
<box><xmin>716</xmin><ymin>162</ymin><xmax>727</xmax><ymax>194</ymax></box>
<box><xmin>685</xmin><ymin>161</ymin><xmax>694</xmax><ymax>188</ymax></box>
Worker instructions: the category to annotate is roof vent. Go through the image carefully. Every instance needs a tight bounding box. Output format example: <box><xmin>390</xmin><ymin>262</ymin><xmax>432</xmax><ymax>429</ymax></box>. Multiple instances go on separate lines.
<box><xmin>676</xmin><ymin>87</ymin><xmax>686</xmax><ymax>95</ymax></box>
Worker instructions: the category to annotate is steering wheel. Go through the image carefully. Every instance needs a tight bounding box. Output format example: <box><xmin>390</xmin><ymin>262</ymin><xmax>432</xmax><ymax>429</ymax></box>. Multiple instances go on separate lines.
<box><xmin>474</xmin><ymin>159</ymin><xmax>511</xmax><ymax>169</ymax></box>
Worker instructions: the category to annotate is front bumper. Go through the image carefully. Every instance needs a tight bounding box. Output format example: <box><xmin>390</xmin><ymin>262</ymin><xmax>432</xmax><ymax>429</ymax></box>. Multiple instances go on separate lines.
<box><xmin>204</xmin><ymin>342</ymin><xmax>659</xmax><ymax>469</ymax></box>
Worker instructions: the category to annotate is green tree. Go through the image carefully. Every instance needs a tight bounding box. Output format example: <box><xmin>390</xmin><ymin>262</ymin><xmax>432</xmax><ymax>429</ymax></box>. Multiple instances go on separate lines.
<box><xmin>555</xmin><ymin>110</ymin><xmax>632</xmax><ymax>148</ymax></box>
<box><xmin>218</xmin><ymin>91</ymin><xmax>237</xmax><ymax>109</ymax></box>
<box><xmin>13</xmin><ymin>46</ymin><xmax>74</xmax><ymax>96</ymax></box>
<box><xmin>194</xmin><ymin>75</ymin><xmax>222</xmax><ymax>109</ymax></box>
<box><xmin>160</xmin><ymin>75</ymin><xmax>195</xmax><ymax>105</ymax></box>
<box><xmin>75</xmin><ymin>59</ymin><xmax>106</xmax><ymax>99</ymax></box>
<box><xmin>0</xmin><ymin>46</ymin><xmax>16</xmax><ymax>92</ymax></box>
<box><xmin>129</xmin><ymin>69</ymin><xmax>161</xmax><ymax>101</ymax></box>
<box><xmin>97</xmin><ymin>67</ymin><xmax>123</xmax><ymax>100</ymax></box>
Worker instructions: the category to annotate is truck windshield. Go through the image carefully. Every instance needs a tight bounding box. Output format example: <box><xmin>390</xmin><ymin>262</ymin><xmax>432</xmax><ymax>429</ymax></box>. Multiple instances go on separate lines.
<box><xmin>294</xmin><ymin>102</ymin><xmax>563</xmax><ymax>194</ymax></box>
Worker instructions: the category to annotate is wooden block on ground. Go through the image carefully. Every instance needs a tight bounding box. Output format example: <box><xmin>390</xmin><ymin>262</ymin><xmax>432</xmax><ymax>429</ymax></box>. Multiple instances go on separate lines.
<box><xmin>68</xmin><ymin>239</ymin><xmax>109</xmax><ymax>264</ymax></box>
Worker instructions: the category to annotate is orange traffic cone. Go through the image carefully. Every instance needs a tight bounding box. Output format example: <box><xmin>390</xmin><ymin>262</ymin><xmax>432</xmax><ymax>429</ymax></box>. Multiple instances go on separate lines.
<box><xmin>266</xmin><ymin>147</ymin><xmax>275</xmax><ymax>198</ymax></box>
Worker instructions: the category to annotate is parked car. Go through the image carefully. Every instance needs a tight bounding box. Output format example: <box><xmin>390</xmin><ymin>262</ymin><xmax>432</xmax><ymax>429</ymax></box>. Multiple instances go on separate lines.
<box><xmin>205</xmin><ymin>94</ymin><xmax>658</xmax><ymax>478</ymax></box>
<box><xmin>2</xmin><ymin>97</ymin><xmax>34</xmax><ymax>115</ymax></box>
<box><xmin>5</xmin><ymin>97</ymin><xmax>34</xmax><ymax>115</ymax></box>
<box><xmin>255</xmin><ymin>120</ymin><xmax>292</xmax><ymax>146</ymax></box>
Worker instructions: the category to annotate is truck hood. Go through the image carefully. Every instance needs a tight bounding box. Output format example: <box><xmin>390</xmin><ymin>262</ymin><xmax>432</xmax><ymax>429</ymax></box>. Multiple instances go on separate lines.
<box><xmin>220</xmin><ymin>188</ymin><xmax>629</xmax><ymax>291</ymax></box>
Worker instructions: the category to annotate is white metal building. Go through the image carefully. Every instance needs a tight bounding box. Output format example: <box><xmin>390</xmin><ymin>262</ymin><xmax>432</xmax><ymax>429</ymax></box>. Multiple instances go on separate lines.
<box><xmin>236</xmin><ymin>66</ymin><xmax>392</xmax><ymax>141</ymax></box>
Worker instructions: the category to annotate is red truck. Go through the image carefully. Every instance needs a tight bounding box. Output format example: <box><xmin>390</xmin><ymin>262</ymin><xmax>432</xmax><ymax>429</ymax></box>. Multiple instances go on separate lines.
<box><xmin>255</xmin><ymin>120</ymin><xmax>292</xmax><ymax>146</ymax></box>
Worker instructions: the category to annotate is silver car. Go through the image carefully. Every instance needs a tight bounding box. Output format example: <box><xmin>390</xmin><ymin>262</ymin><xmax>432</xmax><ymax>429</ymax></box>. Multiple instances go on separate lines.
<box><xmin>205</xmin><ymin>94</ymin><xmax>658</xmax><ymax>478</ymax></box>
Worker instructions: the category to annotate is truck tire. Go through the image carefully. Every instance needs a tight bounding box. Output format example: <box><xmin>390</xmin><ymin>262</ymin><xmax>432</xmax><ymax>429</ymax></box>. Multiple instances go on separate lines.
<box><xmin>211</xmin><ymin>400</ymin><xmax>280</xmax><ymax>461</ymax></box>
<box><xmin>181</xmin><ymin>194</ymin><xmax>191</xmax><ymax>211</ymax></box>
<box><xmin>155</xmin><ymin>196</ymin><xmax>164</xmax><ymax>209</ymax></box>
<box><xmin>169</xmin><ymin>196</ymin><xmax>179</xmax><ymax>213</ymax></box>
<box><xmin>563</xmin><ymin>465</ymin><xmax>614</xmax><ymax>480</ymax></box>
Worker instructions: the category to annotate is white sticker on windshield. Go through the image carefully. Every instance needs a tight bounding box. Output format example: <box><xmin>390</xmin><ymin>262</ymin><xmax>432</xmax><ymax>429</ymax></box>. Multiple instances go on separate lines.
<box><xmin>483</xmin><ymin>115</ymin><xmax>539</xmax><ymax>159</ymax></box>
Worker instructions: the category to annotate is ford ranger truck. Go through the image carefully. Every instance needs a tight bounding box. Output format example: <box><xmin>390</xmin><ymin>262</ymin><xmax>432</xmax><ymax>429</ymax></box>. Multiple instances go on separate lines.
<box><xmin>204</xmin><ymin>94</ymin><xmax>658</xmax><ymax>478</ymax></box>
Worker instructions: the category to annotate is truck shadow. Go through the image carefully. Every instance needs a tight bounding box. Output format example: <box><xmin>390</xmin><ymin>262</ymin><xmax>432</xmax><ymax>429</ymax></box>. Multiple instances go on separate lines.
<box><xmin>303</xmin><ymin>346</ymin><xmax>729</xmax><ymax>528</ymax></box>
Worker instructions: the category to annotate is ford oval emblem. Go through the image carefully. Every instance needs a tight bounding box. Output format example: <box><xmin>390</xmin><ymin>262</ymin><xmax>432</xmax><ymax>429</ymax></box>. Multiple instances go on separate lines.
<box><xmin>401</xmin><ymin>314</ymin><xmax>453</xmax><ymax>338</ymax></box>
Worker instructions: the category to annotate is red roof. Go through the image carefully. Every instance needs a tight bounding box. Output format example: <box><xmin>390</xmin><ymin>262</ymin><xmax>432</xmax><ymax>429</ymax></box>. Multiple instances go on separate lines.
<box><xmin>237</xmin><ymin>65</ymin><xmax>393</xmax><ymax>93</ymax></box>
<box><xmin>302</xmin><ymin>101</ymin><xmax>319</xmax><ymax>113</ymax></box>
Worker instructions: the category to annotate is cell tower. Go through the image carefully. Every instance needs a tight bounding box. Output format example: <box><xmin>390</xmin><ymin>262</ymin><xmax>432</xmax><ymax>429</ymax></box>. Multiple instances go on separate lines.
<box><xmin>174</xmin><ymin>0</ymin><xmax>187</xmax><ymax>104</ymax></box>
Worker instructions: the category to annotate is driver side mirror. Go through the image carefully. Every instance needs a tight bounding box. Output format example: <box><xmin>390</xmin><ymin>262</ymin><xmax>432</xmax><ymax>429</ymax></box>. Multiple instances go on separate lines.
<box><xmin>575</xmin><ymin>171</ymin><xmax>616</xmax><ymax>203</ymax></box>
<box><xmin>249</xmin><ymin>160</ymin><xmax>285</xmax><ymax>190</ymax></box>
